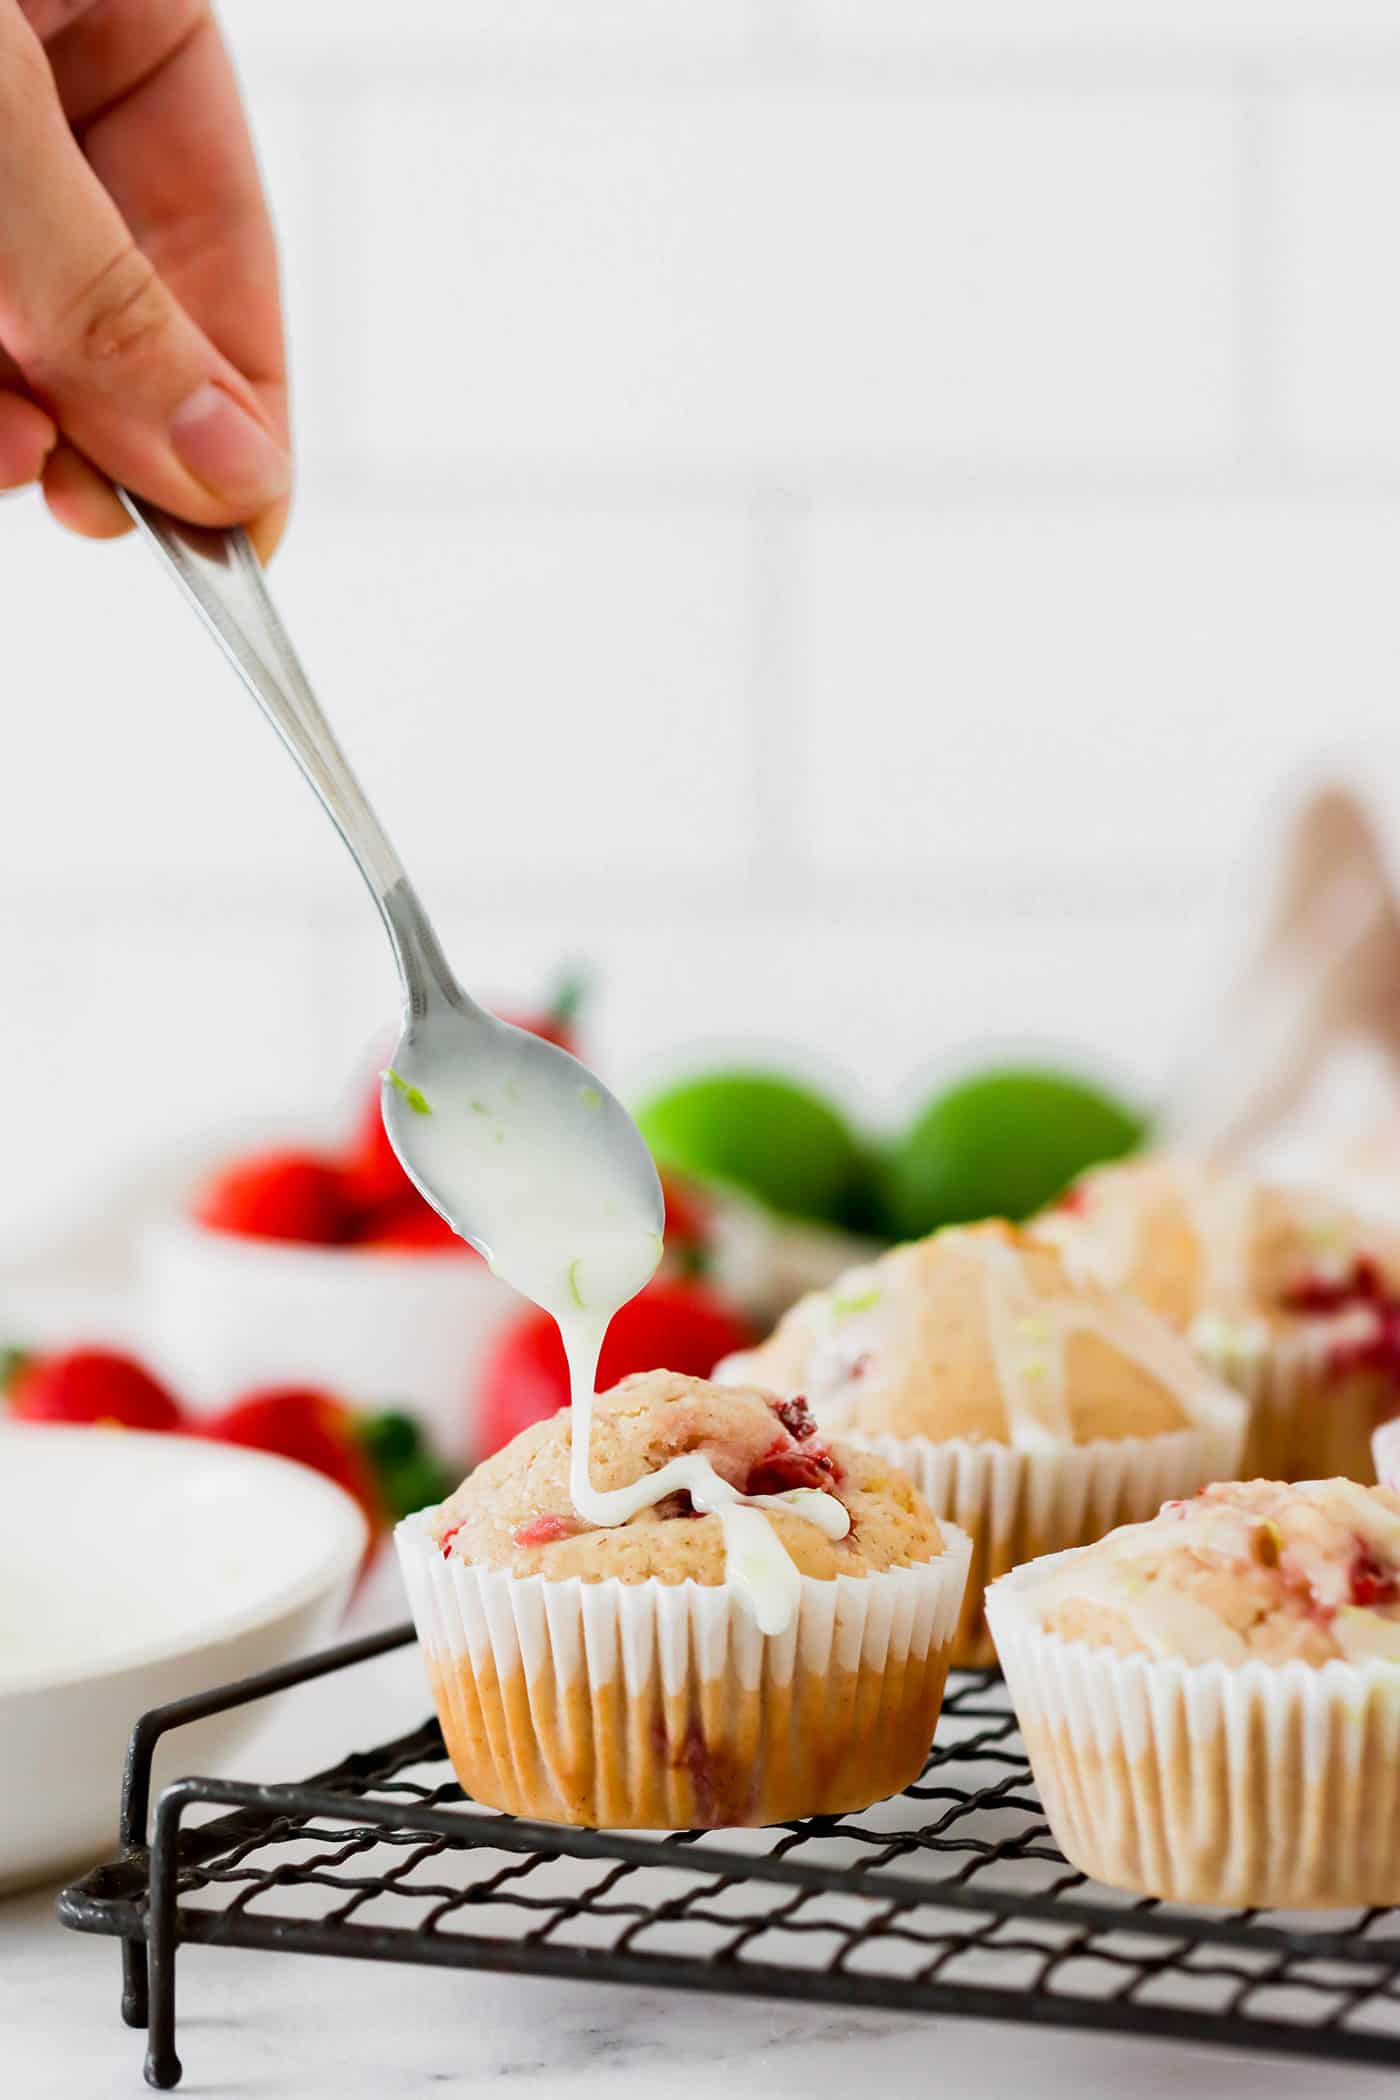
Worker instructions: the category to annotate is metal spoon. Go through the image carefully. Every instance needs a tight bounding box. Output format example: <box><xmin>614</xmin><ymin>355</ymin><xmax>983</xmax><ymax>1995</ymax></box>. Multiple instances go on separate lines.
<box><xmin>120</xmin><ymin>493</ymin><xmax>664</xmax><ymax>1315</ymax></box>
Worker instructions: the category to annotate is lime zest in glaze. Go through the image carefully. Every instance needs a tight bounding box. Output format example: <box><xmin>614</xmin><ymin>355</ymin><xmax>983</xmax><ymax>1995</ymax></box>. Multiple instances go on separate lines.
<box><xmin>568</xmin><ymin>1258</ymin><xmax>586</xmax><ymax>1308</ymax></box>
<box><xmin>832</xmin><ymin>1287</ymin><xmax>881</xmax><ymax>1319</ymax></box>
<box><xmin>383</xmin><ymin>1067</ymin><xmax>432</xmax><ymax>1116</ymax></box>
<box><xmin>579</xmin><ymin>1086</ymin><xmax>603</xmax><ymax>1111</ymax></box>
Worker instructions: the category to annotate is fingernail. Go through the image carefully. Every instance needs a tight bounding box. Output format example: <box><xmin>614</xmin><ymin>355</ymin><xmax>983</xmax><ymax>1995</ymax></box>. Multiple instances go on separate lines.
<box><xmin>170</xmin><ymin>382</ymin><xmax>289</xmax><ymax>506</ymax></box>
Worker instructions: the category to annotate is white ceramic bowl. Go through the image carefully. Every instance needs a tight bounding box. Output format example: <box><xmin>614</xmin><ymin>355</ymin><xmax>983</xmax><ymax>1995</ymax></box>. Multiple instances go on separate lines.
<box><xmin>0</xmin><ymin>1422</ymin><xmax>366</xmax><ymax>1893</ymax></box>
<box><xmin>142</xmin><ymin>1217</ymin><xmax>520</xmax><ymax>1461</ymax></box>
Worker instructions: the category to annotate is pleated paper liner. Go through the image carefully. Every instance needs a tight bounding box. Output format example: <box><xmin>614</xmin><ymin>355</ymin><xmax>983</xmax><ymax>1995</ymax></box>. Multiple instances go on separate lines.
<box><xmin>1192</xmin><ymin>1312</ymin><xmax>1396</xmax><ymax>1482</ymax></box>
<box><xmin>987</xmin><ymin>1549</ymin><xmax>1400</xmax><ymax>1909</ymax></box>
<box><xmin>397</xmin><ymin>1511</ymin><xmax>971</xmax><ymax>1829</ymax></box>
<box><xmin>848</xmin><ymin>1410</ymin><xmax>1242</xmax><ymax>1668</ymax></box>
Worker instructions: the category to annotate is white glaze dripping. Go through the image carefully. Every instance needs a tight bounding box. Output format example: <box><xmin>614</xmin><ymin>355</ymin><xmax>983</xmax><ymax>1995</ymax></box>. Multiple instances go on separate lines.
<box><xmin>1027</xmin><ymin>1541</ymin><xmax>1251</xmax><ymax>1665</ymax></box>
<box><xmin>411</xmin><ymin>1069</ymin><xmax>853</xmax><ymax>1634</ymax></box>
<box><xmin>1038</xmin><ymin>1156</ymin><xmax>1259</xmax><ymax>1317</ymax></box>
<box><xmin>972</xmin><ymin>1231</ymin><xmax>1076</xmax><ymax>1448</ymax></box>
<box><xmin>953</xmin><ymin>1229</ymin><xmax>1216</xmax><ymax>1450</ymax></box>
<box><xmin>1166</xmin><ymin>1157</ymin><xmax>1257</xmax><ymax>1311</ymax></box>
<box><xmin>559</xmin><ymin>1309</ymin><xmax>850</xmax><ymax>1637</ymax></box>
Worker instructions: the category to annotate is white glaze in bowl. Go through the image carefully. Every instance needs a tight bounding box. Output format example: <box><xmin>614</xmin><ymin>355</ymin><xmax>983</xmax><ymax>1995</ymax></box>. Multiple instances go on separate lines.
<box><xmin>0</xmin><ymin>1422</ymin><xmax>366</xmax><ymax>1892</ymax></box>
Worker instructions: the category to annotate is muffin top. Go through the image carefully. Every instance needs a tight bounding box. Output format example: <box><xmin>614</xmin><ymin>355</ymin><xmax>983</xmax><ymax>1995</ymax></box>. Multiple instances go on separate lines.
<box><xmin>431</xmin><ymin>1370</ymin><xmax>942</xmax><ymax>1583</ymax></box>
<box><xmin>1008</xmin><ymin>1477</ymin><xmax>1400</xmax><ymax>1667</ymax></box>
<box><xmin>715</xmin><ymin>1222</ymin><xmax>1238</xmax><ymax>1451</ymax></box>
<box><xmin>1033</xmin><ymin>1153</ymin><xmax>1398</xmax><ymax>1350</ymax></box>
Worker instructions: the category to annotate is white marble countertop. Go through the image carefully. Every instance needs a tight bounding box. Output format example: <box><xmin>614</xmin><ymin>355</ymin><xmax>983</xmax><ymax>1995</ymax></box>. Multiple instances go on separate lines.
<box><xmin>5</xmin><ymin>1558</ymin><xmax>1399</xmax><ymax>2100</ymax></box>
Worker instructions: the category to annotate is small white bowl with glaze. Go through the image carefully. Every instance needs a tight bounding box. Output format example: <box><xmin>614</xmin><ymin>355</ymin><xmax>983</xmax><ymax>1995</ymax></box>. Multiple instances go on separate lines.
<box><xmin>0</xmin><ymin>1422</ymin><xmax>366</xmax><ymax>1893</ymax></box>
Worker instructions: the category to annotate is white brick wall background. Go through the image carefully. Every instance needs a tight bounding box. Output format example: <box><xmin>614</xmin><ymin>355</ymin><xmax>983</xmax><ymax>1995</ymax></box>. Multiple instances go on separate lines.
<box><xmin>4</xmin><ymin>1</ymin><xmax>1400</xmax><ymax>1254</ymax></box>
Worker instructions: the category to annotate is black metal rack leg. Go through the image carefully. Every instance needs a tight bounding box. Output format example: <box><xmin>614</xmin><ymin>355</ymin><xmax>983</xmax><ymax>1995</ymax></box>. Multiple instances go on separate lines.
<box><xmin>121</xmin><ymin>1934</ymin><xmax>148</xmax><ymax>2028</ymax></box>
<box><xmin>144</xmin><ymin>1784</ymin><xmax>192</xmax><ymax>2091</ymax></box>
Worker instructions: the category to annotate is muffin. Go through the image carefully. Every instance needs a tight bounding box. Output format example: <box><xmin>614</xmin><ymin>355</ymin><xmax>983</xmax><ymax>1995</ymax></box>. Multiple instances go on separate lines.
<box><xmin>987</xmin><ymin>1478</ymin><xmax>1400</xmax><ymax>1908</ymax></box>
<box><xmin>396</xmin><ymin>1370</ymin><xmax>970</xmax><ymax>1828</ymax></box>
<box><xmin>716</xmin><ymin>1222</ymin><xmax>1245</xmax><ymax>1666</ymax></box>
<box><xmin>1034</xmin><ymin>1153</ymin><xmax>1400</xmax><ymax>1480</ymax></box>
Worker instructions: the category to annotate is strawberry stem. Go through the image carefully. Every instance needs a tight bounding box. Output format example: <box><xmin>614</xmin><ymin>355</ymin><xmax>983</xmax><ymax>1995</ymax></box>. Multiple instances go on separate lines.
<box><xmin>0</xmin><ymin>1346</ymin><xmax>31</xmax><ymax>1397</ymax></box>
<box><xmin>548</xmin><ymin>969</ymin><xmax>590</xmax><ymax>1029</ymax></box>
<box><xmin>357</xmin><ymin>1408</ymin><xmax>454</xmax><ymax>1519</ymax></box>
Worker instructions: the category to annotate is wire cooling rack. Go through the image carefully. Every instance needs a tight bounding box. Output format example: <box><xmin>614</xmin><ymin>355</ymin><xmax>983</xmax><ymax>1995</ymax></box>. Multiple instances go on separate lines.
<box><xmin>58</xmin><ymin>1622</ymin><xmax>1400</xmax><ymax>2090</ymax></box>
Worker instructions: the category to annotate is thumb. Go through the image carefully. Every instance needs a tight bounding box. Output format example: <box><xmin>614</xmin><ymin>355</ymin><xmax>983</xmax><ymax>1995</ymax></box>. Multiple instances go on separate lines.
<box><xmin>0</xmin><ymin>13</ymin><xmax>289</xmax><ymax>528</ymax></box>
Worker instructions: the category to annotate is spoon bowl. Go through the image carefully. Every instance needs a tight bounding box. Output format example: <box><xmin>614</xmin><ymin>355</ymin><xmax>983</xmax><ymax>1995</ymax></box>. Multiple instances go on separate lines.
<box><xmin>381</xmin><ymin>1001</ymin><xmax>664</xmax><ymax>1320</ymax></box>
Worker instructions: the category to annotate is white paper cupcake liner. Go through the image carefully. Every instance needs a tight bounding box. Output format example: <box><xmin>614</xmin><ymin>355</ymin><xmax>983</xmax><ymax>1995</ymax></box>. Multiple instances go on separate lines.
<box><xmin>987</xmin><ymin>1551</ymin><xmax>1400</xmax><ymax>1909</ymax></box>
<box><xmin>396</xmin><ymin>1512</ymin><xmax>971</xmax><ymax>1829</ymax></box>
<box><xmin>848</xmin><ymin>1408</ymin><xmax>1242</xmax><ymax>1667</ymax></box>
<box><xmin>1191</xmin><ymin>1313</ymin><xmax>1394</xmax><ymax>1482</ymax></box>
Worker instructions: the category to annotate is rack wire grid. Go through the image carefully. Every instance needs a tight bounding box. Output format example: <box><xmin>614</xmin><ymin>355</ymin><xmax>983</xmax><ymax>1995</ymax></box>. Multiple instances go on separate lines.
<box><xmin>57</xmin><ymin>1620</ymin><xmax>1400</xmax><ymax>2089</ymax></box>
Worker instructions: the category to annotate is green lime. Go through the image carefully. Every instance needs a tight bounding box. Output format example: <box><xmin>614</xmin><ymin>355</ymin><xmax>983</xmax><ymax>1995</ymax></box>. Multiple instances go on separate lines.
<box><xmin>637</xmin><ymin>1071</ymin><xmax>866</xmax><ymax>1227</ymax></box>
<box><xmin>880</xmin><ymin>1067</ymin><xmax>1148</xmax><ymax>1239</ymax></box>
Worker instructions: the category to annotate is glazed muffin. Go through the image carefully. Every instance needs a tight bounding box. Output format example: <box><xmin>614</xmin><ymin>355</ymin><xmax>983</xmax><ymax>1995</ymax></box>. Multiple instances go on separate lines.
<box><xmin>987</xmin><ymin>1478</ymin><xmax>1400</xmax><ymax>1908</ymax></box>
<box><xmin>1033</xmin><ymin>1153</ymin><xmax>1400</xmax><ymax>1480</ymax></box>
<box><xmin>396</xmin><ymin>1370</ymin><xmax>970</xmax><ymax>1828</ymax></box>
<box><xmin>716</xmin><ymin>1222</ymin><xmax>1245</xmax><ymax>1665</ymax></box>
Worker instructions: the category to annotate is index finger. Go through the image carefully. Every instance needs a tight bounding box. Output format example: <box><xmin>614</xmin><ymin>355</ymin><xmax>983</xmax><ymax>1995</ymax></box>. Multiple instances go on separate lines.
<box><xmin>30</xmin><ymin>0</ymin><xmax>289</xmax><ymax>554</ymax></box>
<box><xmin>46</xmin><ymin>0</ymin><xmax>287</xmax><ymax>426</ymax></box>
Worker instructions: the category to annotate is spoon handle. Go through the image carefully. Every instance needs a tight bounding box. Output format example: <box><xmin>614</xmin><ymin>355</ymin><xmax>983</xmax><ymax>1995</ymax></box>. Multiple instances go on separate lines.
<box><xmin>120</xmin><ymin>492</ymin><xmax>460</xmax><ymax>1018</ymax></box>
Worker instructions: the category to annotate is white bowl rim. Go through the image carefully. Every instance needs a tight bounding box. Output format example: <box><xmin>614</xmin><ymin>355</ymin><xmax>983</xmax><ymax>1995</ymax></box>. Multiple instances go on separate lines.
<box><xmin>0</xmin><ymin>1422</ymin><xmax>368</xmax><ymax>1698</ymax></box>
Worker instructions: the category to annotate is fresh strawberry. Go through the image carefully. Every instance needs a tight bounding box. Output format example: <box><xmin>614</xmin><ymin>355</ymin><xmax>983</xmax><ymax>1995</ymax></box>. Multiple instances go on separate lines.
<box><xmin>8</xmin><ymin>1348</ymin><xmax>185</xmax><ymax>1432</ymax></box>
<box><xmin>475</xmin><ymin>1278</ymin><xmax>755</xmax><ymax>1457</ymax></box>
<box><xmin>203</xmin><ymin>1387</ymin><xmax>381</xmax><ymax>1533</ymax></box>
<box><xmin>194</xmin><ymin>1151</ymin><xmax>358</xmax><ymax>1246</ymax></box>
<box><xmin>352</xmin><ymin>1195</ymin><xmax>471</xmax><ymax>1254</ymax></box>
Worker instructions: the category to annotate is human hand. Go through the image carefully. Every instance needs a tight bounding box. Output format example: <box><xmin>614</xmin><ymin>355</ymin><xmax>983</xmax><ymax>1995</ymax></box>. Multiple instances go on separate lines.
<box><xmin>0</xmin><ymin>0</ymin><xmax>290</xmax><ymax>559</ymax></box>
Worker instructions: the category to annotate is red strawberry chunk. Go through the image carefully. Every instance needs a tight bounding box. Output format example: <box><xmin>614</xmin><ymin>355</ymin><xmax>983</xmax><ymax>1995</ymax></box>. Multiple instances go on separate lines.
<box><xmin>771</xmin><ymin>1394</ymin><xmax>817</xmax><ymax>1442</ymax></box>
<box><xmin>439</xmin><ymin>1522</ymin><xmax>463</xmax><ymax>1560</ymax></box>
<box><xmin>1283</xmin><ymin>1256</ymin><xmax>1386</xmax><ymax>1315</ymax></box>
<box><xmin>1273</xmin><ymin>1257</ymin><xmax>1400</xmax><ymax>1392</ymax></box>
<box><xmin>744</xmin><ymin>1436</ymin><xmax>841</xmax><ymax>1498</ymax></box>
<box><xmin>1350</xmin><ymin>1544</ymin><xmax>1400</xmax><ymax>1609</ymax></box>
<box><xmin>512</xmin><ymin>1513</ymin><xmax>586</xmax><ymax>1548</ymax></box>
<box><xmin>653</xmin><ymin>1490</ymin><xmax>701</xmax><ymax>1519</ymax></box>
